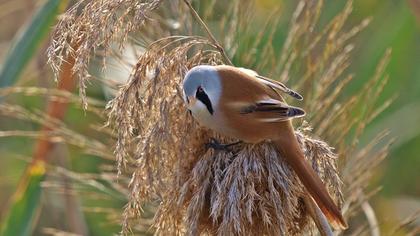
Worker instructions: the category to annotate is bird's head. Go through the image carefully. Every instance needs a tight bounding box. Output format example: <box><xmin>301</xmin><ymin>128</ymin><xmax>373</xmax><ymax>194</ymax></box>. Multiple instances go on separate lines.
<box><xmin>182</xmin><ymin>65</ymin><xmax>222</xmax><ymax>115</ymax></box>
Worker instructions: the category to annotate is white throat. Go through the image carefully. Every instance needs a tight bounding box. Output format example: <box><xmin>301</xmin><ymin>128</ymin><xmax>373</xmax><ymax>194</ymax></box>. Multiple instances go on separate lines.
<box><xmin>190</xmin><ymin>100</ymin><xmax>215</xmax><ymax>128</ymax></box>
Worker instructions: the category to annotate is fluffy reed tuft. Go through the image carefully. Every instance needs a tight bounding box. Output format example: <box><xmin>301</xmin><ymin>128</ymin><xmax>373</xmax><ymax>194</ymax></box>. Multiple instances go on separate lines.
<box><xmin>47</xmin><ymin>0</ymin><xmax>163</xmax><ymax>109</ymax></box>
<box><xmin>155</xmin><ymin>130</ymin><xmax>343</xmax><ymax>235</ymax></box>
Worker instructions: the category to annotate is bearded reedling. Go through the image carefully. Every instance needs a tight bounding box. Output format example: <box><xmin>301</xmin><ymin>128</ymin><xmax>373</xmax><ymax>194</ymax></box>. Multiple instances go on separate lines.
<box><xmin>182</xmin><ymin>65</ymin><xmax>347</xmax><ymax>230</ymax></box>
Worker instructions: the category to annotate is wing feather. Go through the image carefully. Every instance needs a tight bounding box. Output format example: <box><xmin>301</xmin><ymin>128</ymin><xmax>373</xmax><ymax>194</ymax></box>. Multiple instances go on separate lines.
<box><xmin>239</xmin><ymin>98</ymin><xmax>305</xmax><ymax>122</ymax></box>
<box><xmin>236</xmin><ymin>67</ymin><xmax>303</xmax><ymax>100</ymax></box>
<box><xmin>255</xmin><ymin>75</ymin><xmax>303</xmax><ymax>100</ymax></box>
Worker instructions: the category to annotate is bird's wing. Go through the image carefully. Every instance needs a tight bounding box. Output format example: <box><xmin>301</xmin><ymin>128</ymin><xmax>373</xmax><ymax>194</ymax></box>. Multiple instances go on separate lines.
<box><xmin>238</xmin><ymin>98</ymin><xmax>305</xmax><ymax>122</ymax></box>
<box><xmin>254</xmin><ymin>75</ymin><xmax>303</xmax><ymax>100</ymax></box>
<box><xmin>237</xmin><ymin>67</ymin><xmax>303</xmax><ymax>100</ymax></box>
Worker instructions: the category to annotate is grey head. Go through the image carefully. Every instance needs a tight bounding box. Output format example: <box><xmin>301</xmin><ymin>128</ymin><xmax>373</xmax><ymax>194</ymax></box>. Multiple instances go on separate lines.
<box><xmin>182</xmin><ymin>65</ymin><xmax>222</xmax><ymax>115</ymax></box>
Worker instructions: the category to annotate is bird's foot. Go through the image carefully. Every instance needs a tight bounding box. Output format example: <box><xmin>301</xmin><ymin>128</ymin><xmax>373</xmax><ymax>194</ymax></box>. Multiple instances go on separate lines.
<box><xmin>205</xmin><ymin>138</ymin><xmax>242</xmax><ymax>152</ymax></box>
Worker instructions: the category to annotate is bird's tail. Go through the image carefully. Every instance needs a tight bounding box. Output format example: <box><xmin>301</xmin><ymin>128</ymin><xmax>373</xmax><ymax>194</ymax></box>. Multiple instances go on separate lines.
<box><xmin>273</xmin><ymin>133</ymin><xmax>348</xmax><ymax>230</ymax></box>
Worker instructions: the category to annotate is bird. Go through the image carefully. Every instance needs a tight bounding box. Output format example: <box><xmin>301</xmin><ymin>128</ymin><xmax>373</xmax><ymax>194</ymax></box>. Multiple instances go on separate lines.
<box><xmin>182</xmin><ymin>64</ymin><xmax>348</xmax><ymax>230</ymax></box>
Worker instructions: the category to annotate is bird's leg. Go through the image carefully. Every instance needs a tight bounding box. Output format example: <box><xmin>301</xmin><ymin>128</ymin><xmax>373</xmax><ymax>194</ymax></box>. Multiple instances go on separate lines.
<box><xmin>205</xmin><ymin>138</ymin><xmax>242</xmax><ymax>152</ymax></box>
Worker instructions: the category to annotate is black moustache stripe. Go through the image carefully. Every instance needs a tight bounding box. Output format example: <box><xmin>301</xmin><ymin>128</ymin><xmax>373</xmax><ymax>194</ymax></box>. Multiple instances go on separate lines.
<box><xmin>196</xmin><ymin>90</ymin><xmax>214</xmax><ymax>115</ymax></box>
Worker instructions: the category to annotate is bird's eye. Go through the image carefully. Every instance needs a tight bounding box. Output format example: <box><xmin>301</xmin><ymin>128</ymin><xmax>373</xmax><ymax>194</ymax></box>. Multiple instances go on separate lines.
<box><xmin>196</xmin><ymin>86</ymin><xmax>204</xmax><ymax>96</ymax></box>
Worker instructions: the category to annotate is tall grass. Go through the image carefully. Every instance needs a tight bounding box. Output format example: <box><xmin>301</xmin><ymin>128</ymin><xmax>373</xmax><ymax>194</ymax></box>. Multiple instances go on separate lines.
<box><xmin>1</xmin><ymin>0</ymin><xmax>415</xmax><ymax>235</ymax></box>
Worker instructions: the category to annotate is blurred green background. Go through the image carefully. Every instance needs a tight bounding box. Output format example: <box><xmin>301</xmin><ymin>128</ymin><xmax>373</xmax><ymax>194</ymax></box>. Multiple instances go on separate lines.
<box><xmin>0</xmin><ymin>0</ymin><xmax>419</xmax><ymax>235</ymax></box>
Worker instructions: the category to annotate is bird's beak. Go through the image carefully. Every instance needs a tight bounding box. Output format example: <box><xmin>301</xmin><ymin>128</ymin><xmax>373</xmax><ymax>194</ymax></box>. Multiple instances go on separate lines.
<box><xmin>186</xmin><ymin>96</ymin><xmax>196</xmax><ymax>108</ymax></box>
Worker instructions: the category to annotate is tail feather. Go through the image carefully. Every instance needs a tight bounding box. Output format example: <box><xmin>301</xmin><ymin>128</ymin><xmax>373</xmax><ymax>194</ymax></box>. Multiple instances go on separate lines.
<box><xmin>273</xmin><ymin>135</ymin><xmax>348</xmax><ymax>230</ymax></box>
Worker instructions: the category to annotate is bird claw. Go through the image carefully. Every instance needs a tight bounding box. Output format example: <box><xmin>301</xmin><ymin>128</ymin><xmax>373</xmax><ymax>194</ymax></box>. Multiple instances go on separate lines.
<box><xmin>205</xmin><ymin>138</ymin><xmax>242</xmax><ymax>152</ymax></box>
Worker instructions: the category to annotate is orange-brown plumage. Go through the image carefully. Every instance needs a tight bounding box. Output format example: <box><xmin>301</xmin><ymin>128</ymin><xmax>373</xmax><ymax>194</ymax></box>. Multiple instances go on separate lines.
<box><xmin>183</xmin><ymin>65</ymin><xmax>347</xmax><ymax>230</ymax></box>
